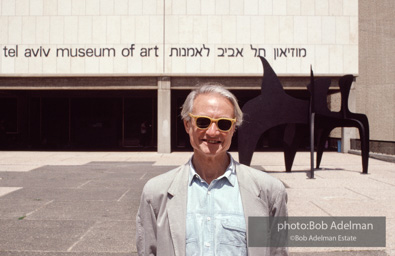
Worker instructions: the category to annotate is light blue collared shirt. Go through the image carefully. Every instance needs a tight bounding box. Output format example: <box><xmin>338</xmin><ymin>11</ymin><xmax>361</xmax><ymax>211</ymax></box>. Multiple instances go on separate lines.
<box><xmin>186</xmin><ymin>154</ymin><xmax>247</xmax><ymax>256</ymax></box>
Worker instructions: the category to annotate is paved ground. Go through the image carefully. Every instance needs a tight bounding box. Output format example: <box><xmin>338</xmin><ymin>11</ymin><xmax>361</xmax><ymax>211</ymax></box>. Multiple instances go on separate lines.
<box><xmin>0</xmin><ymin>151</ymin><xmax>394</xmax><ymax>255</ymax></box>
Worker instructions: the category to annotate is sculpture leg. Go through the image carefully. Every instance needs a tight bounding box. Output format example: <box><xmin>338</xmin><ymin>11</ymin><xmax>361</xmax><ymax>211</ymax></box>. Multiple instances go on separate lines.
<box><xmin>315</xmin><ymin>127</ymin><xmax>333</xmax><ymax>169</ymax></box>
<box><xmin>353</xmin><ymin>116</ymin><xmax>370</xmax><ymax>174</ymax></box>
<box><xmin>346</xmin><ymin>117</ymin><xmax>369</xmax><ymax>174</ymax></box>
<box><xmin>238</xmin><ymin>128</ymin><xmax>263</xmax><ymax>166</ymax></box>
<box><xmin>283</xmin><ymin>124</ymin><xmax>305</xmax><ymax>172</ymax></box>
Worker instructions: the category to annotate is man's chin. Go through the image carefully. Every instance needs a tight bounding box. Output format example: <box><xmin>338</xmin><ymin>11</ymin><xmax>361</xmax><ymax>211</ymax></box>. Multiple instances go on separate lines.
<box><xmin>198</xmin><ymin>145</ymin><xmax>225</xmax><ymax>156</ymax></box>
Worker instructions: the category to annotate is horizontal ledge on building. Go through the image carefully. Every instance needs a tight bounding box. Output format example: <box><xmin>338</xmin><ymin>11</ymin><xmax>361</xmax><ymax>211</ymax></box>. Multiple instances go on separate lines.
<box><xmin>0</xmin><ymin>73</ymin><xmax>358</xmax><ymax>78</ymax></box>
<box><xmin>170</xmin><ymin>86</ymin><xmax>260</xmax><ymax>90</ymax></box>
<box><xmin>0</xmin><ymin>86</ymin><xmax>337</xmax><ymax>91</ymax></box>
<box><xmin>0</xmin><ymin>74</ymin><xmax>166</xmax><ymax>77</ymax></box>
<box><xmin>170</xmin><ymin>86</ymin><xmax>319</xmax><ymax>90</ymax></box>
<box><xmin>349</xmin><ymin>149</ymin><xmax>395</xmax><ymax>163</ymax></box>
<box><xmin>0</xmin><ymin>86</ymin><xmax>159</xmax><ymax>90</ymax></box>
<box><xmin>165</xmin><ymin>73</ymin><xmax>357</xmax><ymax>78</ymax></box>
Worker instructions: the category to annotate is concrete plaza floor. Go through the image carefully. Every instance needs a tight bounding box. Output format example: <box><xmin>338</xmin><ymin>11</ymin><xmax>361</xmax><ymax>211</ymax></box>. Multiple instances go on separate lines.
<box><xmin>0</xmin><ymin>151</ymin><xmax>394</xmax><ymax>255</ymax></box>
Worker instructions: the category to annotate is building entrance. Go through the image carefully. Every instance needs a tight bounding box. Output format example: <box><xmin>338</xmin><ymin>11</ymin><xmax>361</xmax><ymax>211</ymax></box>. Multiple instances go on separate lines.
<box><xmin>123</xmin><ymin>96</ymin><xmax>157</xmax><ymax>149</ymax></box>
<box><xmin>0</xmin><ymin>90</ymin><xmax>157</xmax><ymax>151</ymax></box>
<box><xmin>71</xmin><ymin>97</ymin><xmax>121</xmax><ymax>149</ymax></box>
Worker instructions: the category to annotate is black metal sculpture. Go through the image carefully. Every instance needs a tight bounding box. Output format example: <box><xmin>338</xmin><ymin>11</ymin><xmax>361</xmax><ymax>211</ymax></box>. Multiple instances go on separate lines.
<box><xmin>238</xmin><ymin>57</ymin><xmax>309</xmax><ymax>170</ymax></box>
<box><xmin>238</xmin><ymin>57</ymin><xmax>370</xmax><ymax>174</ymax></box>
<box><xmin>309</xmin><ymin>75</ymin><xmax>370</xmax><ymax>174</ymax></box>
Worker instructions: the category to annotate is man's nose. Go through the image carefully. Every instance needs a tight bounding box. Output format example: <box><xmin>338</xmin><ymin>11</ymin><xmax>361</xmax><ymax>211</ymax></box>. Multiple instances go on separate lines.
<box><xmin>206</xmin><ymin>122</ymin><xmax>220</xmax><ymax>135</ymax></box>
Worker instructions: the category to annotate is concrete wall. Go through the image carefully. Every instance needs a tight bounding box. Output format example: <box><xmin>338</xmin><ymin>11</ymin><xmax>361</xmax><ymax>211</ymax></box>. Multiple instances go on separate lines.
<box><xmin>357</xmin><ymin>1</ymin><xmax>395</xmax><ymax>145</ymax></box>
<box><xmin>0</xmin><ymin>0</ymin><xmax>358</xmax><ymax>76</ymax></box>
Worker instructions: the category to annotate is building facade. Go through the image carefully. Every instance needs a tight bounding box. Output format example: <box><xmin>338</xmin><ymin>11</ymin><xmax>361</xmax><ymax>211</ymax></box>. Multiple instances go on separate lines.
<box><xmin>0</xmin><ymin>0</ymin><xmax>393</xmax><ymax>155</ymax></box>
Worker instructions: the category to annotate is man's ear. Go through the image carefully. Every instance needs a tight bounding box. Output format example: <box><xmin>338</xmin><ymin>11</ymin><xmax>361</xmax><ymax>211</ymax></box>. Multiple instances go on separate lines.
<box><xmin>184</xmin><ymin>119</ymin><xmax>191</xmax><ymax>134</ymax></box>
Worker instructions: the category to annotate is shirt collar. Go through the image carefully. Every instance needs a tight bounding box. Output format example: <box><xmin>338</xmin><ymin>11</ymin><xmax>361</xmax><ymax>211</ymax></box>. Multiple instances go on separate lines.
<box><xmin>188</xmin><ymin>153</ymin><xmax>236</xmax><ymax>187</ymax></box>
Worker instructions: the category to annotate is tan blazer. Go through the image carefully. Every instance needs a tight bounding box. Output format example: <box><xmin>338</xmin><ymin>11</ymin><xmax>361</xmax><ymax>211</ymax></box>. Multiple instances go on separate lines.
<box><xmin>136</xmin><ymin>161</ymin><xmax>288</xmax><ymax>256</ymax></box>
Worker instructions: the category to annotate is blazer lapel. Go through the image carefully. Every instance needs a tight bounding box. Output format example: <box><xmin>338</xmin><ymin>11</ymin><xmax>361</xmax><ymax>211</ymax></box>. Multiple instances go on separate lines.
<box><xmin>237</xmin><ymin>164</ymin><xmax>271</xmax><ymax>256</ymax></box>
<box><xmin>167</xmin><ymin>164</ymin><xmax>189</xmax><ymax>256</ymax></box>
<box><xmin>237</xmin><ymin>163</ymin><xmax>269</xmax><ymax>218</ymax></box>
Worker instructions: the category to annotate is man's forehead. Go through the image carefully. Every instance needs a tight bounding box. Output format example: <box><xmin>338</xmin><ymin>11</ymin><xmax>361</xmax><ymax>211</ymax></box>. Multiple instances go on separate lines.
<box><xmin>192</xmin><ymin>93</ymin><xmax>235</xmax><ymax>116</ymax></box>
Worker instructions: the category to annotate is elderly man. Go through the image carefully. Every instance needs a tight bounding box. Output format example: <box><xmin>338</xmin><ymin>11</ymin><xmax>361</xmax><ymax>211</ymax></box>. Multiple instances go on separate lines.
<box><xmin>136</xmin><ymin>83</ymin><xmax>288</xmax><ymax>256</ymax></box>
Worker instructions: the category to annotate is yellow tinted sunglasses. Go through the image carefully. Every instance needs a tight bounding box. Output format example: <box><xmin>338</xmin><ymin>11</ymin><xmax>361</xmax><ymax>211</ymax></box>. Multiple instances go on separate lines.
<box><xmin>188</xmin><ymin>113</ymin><xmax>236</xmax><ymax>132</ymax></box>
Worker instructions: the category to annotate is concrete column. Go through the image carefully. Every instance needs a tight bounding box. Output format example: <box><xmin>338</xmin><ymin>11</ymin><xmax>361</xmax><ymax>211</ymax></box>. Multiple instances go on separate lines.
<box><xmin>341</xmin><ymin>128</ymin><xmax>353</xmax><ymax>153</ymax></box>
<box><xmin>157</xmin><ymin>77</ymin><xmax>171</xmax><ymax>153</ymax></box>
<box><xmin>341</xmin><ymin>82</ymin><xmax>357</xmax><ymax>153</ymax></box>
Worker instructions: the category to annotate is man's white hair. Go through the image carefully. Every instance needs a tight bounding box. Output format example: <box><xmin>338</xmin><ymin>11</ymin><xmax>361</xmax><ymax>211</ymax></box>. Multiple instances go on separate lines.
<box><xmin>180</xmin><ymin>82</ymin><xmax>243</xmax><ymax>127</ymax></box>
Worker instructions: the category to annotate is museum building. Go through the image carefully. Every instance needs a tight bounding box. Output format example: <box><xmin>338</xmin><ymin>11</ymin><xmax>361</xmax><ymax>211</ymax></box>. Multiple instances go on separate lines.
<box><xmin>0</xmin><ymin>0</ymin><xmax>394</xmax><ymax>157</ymax></box>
